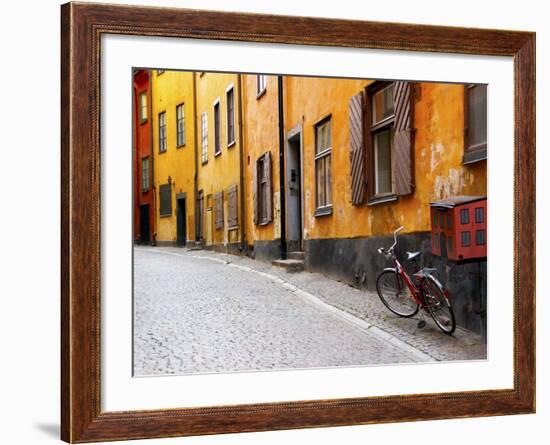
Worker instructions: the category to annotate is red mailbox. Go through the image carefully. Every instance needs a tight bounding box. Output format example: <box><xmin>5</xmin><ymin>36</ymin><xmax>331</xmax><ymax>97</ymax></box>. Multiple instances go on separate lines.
<box><xmin>430</xmin><ymin>195</ymin><xmax>487</xmax><ymax>262</ymax></box>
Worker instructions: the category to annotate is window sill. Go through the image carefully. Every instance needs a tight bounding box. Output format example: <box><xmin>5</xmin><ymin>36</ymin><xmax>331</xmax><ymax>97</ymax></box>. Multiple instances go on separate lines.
<box><xmin>256</xmin><ymin>88</ymin><xmax>267</xmax><ymax>100</ymax></box>
<box><xmin>258</xmin><ymin>219</ymin><xmax>272</xmax><ymax>226</ymax></box>
<box><xmin>176</xmin><ymin>143</ymin><xmax>186</xmax><ymax>149</ymax></box>
<box><xmin>214</xmin><ymin>150</ymin><xmax>222</xmax><ymax>157</ymax></box>
<box><xmin>201</xmin><ymin>159</ymin><xmax>208</xmax><ymax>165</ymax></box>
<box><xmin>314</xmin><ymin>206</ymin><xmax>333</xmax><ymax>217</ymax></box>
<box><xmin>227</xmin><ymin>140</ymin><xmax>236</xmax><ymax>149</ymax></box>
<box><xmin>463</xmin><ymin>148</ymin><xmax>487</xmax><ymax>165</ymax></box>
<box><xmin>160</xmin><ymin>213</ymin><xmax>171</xmax><ymax>218</ymax></box>
<box><xmin>367</xmin><ymin>194</ymin><xmax>398</xmax><ymax>206</ymax></box>
<box><xmin>228</xmin><ymin>225</ymin><xmax>239</xmax><ymax>231</ymax></box>
<box><xmin>139</xmin><ymin>119</ymin><xmax>148</xmax><ymax>125</ymax></box>
<box><xmin>142</xmin><ymin>189</ymin><xmax>149</xmax><ymax>194</ymax></box>
<box><xmin>158</xmin><ymin>150</ymin><xmax>167</xmax><ymax>154</ymax></box>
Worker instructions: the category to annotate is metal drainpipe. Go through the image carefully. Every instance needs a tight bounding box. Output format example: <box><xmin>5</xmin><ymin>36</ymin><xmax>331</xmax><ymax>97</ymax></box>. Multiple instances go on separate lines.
<box><xmin>148</xmin><ymin>70</ymin><xmax>157</xmax><ymax>246</ymax></box>
<box><xmin>278</xmin><ymin>76</ymin><xmax>287</xmax><ymax>260</ymax></box>
<box><xmin>237</xmin><ymin>74</ymin><xmax>246</xmax><ymax>253</ymax></box>
<box><xmin>192</xmin><ymin>72</ymin><xmax>199</xmax><ymax>245</ymax></box>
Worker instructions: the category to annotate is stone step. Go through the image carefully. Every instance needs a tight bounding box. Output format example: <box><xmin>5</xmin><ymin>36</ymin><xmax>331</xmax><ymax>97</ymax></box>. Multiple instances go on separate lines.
<box><xmin>287</xmin><ymin>251</ymin><xmax>305</xmax><ymax>260</ymax></box>
<box><xmin>271</xmin><ymin>258</ymin><xmax>305</xmax><ymax>273</ymax></box>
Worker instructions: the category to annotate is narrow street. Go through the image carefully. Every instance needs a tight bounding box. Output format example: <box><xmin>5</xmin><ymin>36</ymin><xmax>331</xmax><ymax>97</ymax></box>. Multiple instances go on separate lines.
<box><xmin>134</xmin><ymin>247</ymin><xmax>485</xmax><ymax>376</ymax></box>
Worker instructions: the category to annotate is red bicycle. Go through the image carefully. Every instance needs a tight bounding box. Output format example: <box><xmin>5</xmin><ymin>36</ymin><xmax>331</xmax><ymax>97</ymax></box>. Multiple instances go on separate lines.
<box><xmin>376</xmin><ymin>226</ymin><xmax>456</xmax><ymax>335</ymax></box>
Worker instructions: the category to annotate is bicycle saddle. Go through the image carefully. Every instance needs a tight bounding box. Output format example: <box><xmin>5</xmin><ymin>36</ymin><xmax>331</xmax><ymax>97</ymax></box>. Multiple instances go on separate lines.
<box><xmin>406</xmin><ymin>251</ymin><xmax>421</xmax><ymax>261</ymax></box>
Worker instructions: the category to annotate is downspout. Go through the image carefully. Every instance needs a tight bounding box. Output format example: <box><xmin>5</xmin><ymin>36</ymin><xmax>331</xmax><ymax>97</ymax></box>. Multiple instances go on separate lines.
<box><xmin>278</xmin><ymin>76</ymin><xmax>287</xmax><ymax>260</ymax></box>
<box><xmin>237</xmin><ymin>74</ymin><xmax>246</xmax><ymax>253</ymax></box>
<box><xmin>148</xmin><ymin>70</ymin><xmax>156</xmax><ymax>246</ymax></box>
<box><xmin>192</xmin><ymin>72</ymin><xmax>199</xmax><ymax>244</ymax></box>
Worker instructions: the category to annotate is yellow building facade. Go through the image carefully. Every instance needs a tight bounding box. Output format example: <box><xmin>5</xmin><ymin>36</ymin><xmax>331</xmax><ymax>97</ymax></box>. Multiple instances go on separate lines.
<box><xmin>195</xmin><ymin>72</ymin><xmax>243</xmax><ymax>251</ymax></box>
<box><xmin>151</xmin><ymin>70</ymin><xmax>196</xmax><ymax>246</ymax></box>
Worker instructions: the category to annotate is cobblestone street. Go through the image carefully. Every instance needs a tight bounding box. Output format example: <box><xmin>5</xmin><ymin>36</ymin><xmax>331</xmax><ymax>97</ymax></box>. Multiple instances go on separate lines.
<box><xmin>134</xmin><ymin>247</ymin><xmax>486</xmax><ymax>376</ymax></box>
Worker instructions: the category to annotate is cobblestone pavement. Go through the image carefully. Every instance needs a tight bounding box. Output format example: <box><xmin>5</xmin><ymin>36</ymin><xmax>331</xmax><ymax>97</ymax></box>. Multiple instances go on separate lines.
<box><xmin>134</xmin><ymin>247</ymin><xmax>486</xmax><ymax>376</ymax></box>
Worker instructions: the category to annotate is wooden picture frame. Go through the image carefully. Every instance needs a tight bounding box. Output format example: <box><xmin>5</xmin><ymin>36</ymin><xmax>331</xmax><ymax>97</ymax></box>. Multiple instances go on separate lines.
<box><xmin>61</xmin><ymin>2</ymin><xmax>535</xmax><ymax>442</ymax></box>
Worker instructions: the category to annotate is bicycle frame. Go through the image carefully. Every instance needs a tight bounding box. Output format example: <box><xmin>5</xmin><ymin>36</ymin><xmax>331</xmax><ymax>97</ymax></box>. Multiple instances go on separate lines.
<box><xmin>386</xmin><ymin>256</ymin><xmax>424</xmax><ymax>305</ymax></box>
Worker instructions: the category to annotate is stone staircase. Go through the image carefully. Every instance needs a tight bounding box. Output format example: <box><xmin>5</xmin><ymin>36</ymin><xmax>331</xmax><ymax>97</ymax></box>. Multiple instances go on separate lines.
<box><xmin>272</xmin><ymin>251</ymin><xmax>305</xmax><ymax>273</ymax></box>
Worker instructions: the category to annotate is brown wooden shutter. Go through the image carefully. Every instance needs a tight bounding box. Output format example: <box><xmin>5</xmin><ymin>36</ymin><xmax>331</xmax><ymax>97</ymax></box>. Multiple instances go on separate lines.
<box><xmin>265</xmin><ymin>152</ymin><xmax>273</xmax><ymax>223</ymax></box>
<box><xmin>228</xmin><ymin>185</ymin><xmax>238</xmax><ymax>228</ymax></box>
<box><xmin>393</xmin><ymin>81</ymin><xmax>415</xmax><ymax>196</ymax></box>
<box><xmin>215</xmin><ymin>191</ymin><xmax>224</xmax><ymax>230</ymax></box>
<box><xmin>349</xmin><ymin>91</ymin><xmax>366</xmax><ymax>205</ymax></box>
<box><xmin>253</xmin><ymin>160</ymin><xmax>259</xmax><ymax>225</ymax></box>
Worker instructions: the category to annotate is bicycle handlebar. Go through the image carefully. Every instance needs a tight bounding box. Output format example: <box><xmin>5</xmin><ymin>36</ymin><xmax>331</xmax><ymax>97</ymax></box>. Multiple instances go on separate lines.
<box><xmin>378</xmin><ymin>226</ymin><xmax>404</xmax><ymax>256</ymax></box>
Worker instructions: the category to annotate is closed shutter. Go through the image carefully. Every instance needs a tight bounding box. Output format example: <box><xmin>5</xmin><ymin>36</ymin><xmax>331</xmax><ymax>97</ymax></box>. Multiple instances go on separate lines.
<box><xmin>227</xmin><ymin>185</ymin><xmax>238</xmax><ymax>228</ymax></box>
<box><xmin>159</xmin><ymin>183</ymin><xmax>172</xmax><ymax>216</ymax></box>
<box><xmin>392</xmin><ymin>81</ymin><xmax>415</xmax><ymax>196</ymax></box>
<box><xmin>215</xmin><ymin>191</ymin><xmax>224</xmax><ymax>230</ymax></box>
<box><xmin>253</xmin><ymin>161</ymin><xmax>259</xmax><ymax>225</ymax></box>
<box><xmin>265</xmin><ymin>152</ymin><xmax>273</xmax><ymax>223</ymax></box>
<box><xmin>349</xmin><ymin>91</ymin><xmax>366</xmax><ymax>204</ymax></box>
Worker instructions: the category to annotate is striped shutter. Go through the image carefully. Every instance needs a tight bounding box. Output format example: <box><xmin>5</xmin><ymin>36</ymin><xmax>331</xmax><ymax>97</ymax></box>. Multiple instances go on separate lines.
<box><xmin>215</xmin><ymin>191</ymin><xmax>224</xmax><ymax>230</ymax></box>
<box><xmin>227</xmin><ymin>185</ymin><xmax>238</xmax><ymax>228</ymax></box>
<box><xmin>265</xmin><ymin>152</ymin><xmax>273</xmax><ymax>222</ymax></box>
<box><xmin>349</xmin><ymin>91</ymin><xmax>366</xmax><ymax>205</ymax></box>
<box><xmin>253</xmin><ymin>160</ymin><xmax>259</xmax><ymax>225</ymax></box>
<box><xmin>393</xmin><ymin>81</ymin><xmax>415</xmax><ymax>196</ymax></box>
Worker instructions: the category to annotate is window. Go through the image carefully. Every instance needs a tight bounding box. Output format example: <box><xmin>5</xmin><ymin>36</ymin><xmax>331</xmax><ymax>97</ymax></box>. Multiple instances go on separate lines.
<box><xmin>158</xmin><ymin>112</ymin><xmax>166</xmax><ymax>153</ymax></box>
<box><xmin>214</xmin><ymin>101</ymin><xmax>221</xmax><ymax>156</ymax></box>
<box><xmin>464</xmin><ymin>84</ymin><xmax>487</xmax><ymax>163</ymax></box>
<box><xmin>360</xmin><ymin>81</ymin><xmax>414</xmax><ymax>205</ymax></box>
<box><xmin>460</xmin><ymin>208</ymin><xmax>469</xmax><ymax>224</ymax></box>
<box><xmin>226</xmin><ymin>86</ymin><xmax>235</xmax><ymax>146</ymax></box>
<box><xmin>476</xmin><ymin>229</ymin><xmax>486</xmax><ymax>246</ymax></box>
<box><xmin>176</xmin><ymin>104</ymin><xmax>185</xmax><ymax>147</ymax></box>
<box><xmin>257</xmin><ymin>74</ymin><xmax>267</xmax><ymax>97</ymax></box>
<box><xmin>371</xmin><ymin>84</ymin><xmax>394</xmax><ymax>196</ymax></box>
<box><xmin>201</xmin><ymin>112</ymin><xmax>208</xmax><ymax>163</ymax></box>
<box><xmin>461</xmin><ymin>231</ymin><xmax>471</xmax><ymax>247</ymax></box>
<box><xmin>447</xmin><ymin>213</ymin><xmax>453</xmax><ymax>229</ymax></box>
<box><xmin>475</xmin><ymin>207</ymin><xmax>485</xmax><ymax>223</ymax></box>
<box><xmin>314</xmin><ymin>117</ymin><xmax>332</xmax><ymax>214</ymax></box>
<box><xmin>254</xmin><ymin>152</ymin><xmax>272</xmax><ymax>225</ymax></box>
<box><xmin>139</xmin><ymin>91</ymin><xmax>147</xmax><ymax>123</ymax></box>
<box><xmin>141</xmin><ymin>157</ymin><xmax>149</xmax><ymax>192</ymax></box>
<box><xmin>159</xmin><ymin>183</ymin><xmax>172</xmax><ymax>217</ymax></box>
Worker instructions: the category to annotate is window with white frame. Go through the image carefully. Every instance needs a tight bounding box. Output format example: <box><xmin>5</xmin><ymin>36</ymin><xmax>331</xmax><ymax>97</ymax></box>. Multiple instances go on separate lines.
<box><xmin>141</xmin><ymin>157</ymin><xmax>150</xmax><ymax>192</ymax></box>
<box><xmin>139</xmin><ymin>91</ymin><xmax>147</xmax><ymax>123</ymax></box>
<box><xmin>226</xmin><ymin>86</ymin><xmax>235</xmax><ymax>146</ymax></box>
<box><xmin>158</xmin><ymin>111</ymin><xmax>166</xmax><ymax>153</ymax></box>
<box><xmin>176</xmin><ymin>103</ymin><xmax>185</xmax><ymax>147</ymax></box>
<box><xmin>314</xmin><ymin>117</ymin><xmax>332</xmax><ymax>213</ymax></box>
<box><xmin>201</xmin><ymin>111</ymin><xmax>208</xmax><ymax>163</ymax></box>
<box><xmin>214</xmin><ymin>101</ymin><xmax>221</xmax><ymax>156</ymax></box>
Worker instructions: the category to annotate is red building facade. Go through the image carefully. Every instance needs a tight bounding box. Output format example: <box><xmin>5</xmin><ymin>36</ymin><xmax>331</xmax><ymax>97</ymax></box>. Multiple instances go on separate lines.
<box><xmin>133</xmin><ymin>69</ymin><xmax>155</xmax><ymax>244</ymax></box>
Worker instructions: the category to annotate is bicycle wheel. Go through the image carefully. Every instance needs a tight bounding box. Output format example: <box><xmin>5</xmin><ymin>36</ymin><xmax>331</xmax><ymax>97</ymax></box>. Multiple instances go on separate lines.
<box><xmin>376</xmin><ymin>269</ymin><xmax>419</xmax><ymax>317</ymax></box>
<box><xmin>421</xmin><ymin>275</ymin><xmax>456</xmax><ymax>334</ymax></box>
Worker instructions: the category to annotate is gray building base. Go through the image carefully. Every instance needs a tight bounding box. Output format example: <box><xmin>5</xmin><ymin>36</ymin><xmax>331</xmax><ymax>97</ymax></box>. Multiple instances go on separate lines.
<box><xmin>303</xmin><ymin>233</ymin><xmax>487</xmax><ymax>339</ymax></box>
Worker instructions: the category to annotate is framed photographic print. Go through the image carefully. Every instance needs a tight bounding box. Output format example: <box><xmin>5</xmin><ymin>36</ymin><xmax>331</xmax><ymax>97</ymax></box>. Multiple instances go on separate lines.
<box><xmin>61</xmin><ymin>1</ymin><xmax>535</xmax><ymax>442</ymax></box>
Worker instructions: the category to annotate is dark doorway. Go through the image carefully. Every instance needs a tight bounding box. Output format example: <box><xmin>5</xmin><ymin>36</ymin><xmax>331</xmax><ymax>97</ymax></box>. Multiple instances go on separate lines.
<box><xmin>139</xmin><ymin>204</ymin><xmax>150</xmax><ymax>244</ymax></box>
<box><xmin>176</xmin><ymin>196</ymin><xmax>186</xmax><ymax>247</ymax></box>
<box><xmin>286</xmin><ymin>131</ymin><xmax>302</xmax><ymax>251</ymax></box>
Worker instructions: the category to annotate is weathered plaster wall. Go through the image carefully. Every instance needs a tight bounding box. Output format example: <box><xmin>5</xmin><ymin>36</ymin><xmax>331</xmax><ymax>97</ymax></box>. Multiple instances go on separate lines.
<box><xmin>195</xmin><ymin>72</ymin><xmax>242</xmax><ymax>247</ymax></box>
<box><xmin>242</xmin><ymin>74</ymin><xmax>280</xmax><ymax>247</ymax></box>
<box><xmin>152</xmin><ymin>70</ymin><xmax>196</xmax><ymax>244</ymax></box>
<box><xmin>283</xmin><ymin>78</ymin><xmax>487</xmax><ymax>240</ymax></box>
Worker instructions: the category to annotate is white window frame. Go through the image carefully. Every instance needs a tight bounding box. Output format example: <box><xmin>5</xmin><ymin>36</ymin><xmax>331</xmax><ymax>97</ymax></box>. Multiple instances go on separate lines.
<box><xmin>201</xmin><ymin>111</ymin><xmax>208</xmax><ymax>164</ymax></box>
<box><xmin>176</xmin><ymin>103</ymin><xmax>185</xmax><ymax>147</ymax></box>
<box><xmin>213</xmin><ymin>98</ymin><xmax>221</xmax><ymax>157</ymax></box>
<box><xmin>314</xmin><ymin>117</ymin><xmax>333</xmax><ymax>213</ymax></box>
<box><xmin>225</xmin><ymin>84</ymin><xmax>236</xmax><ymax>147</ymax></box>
